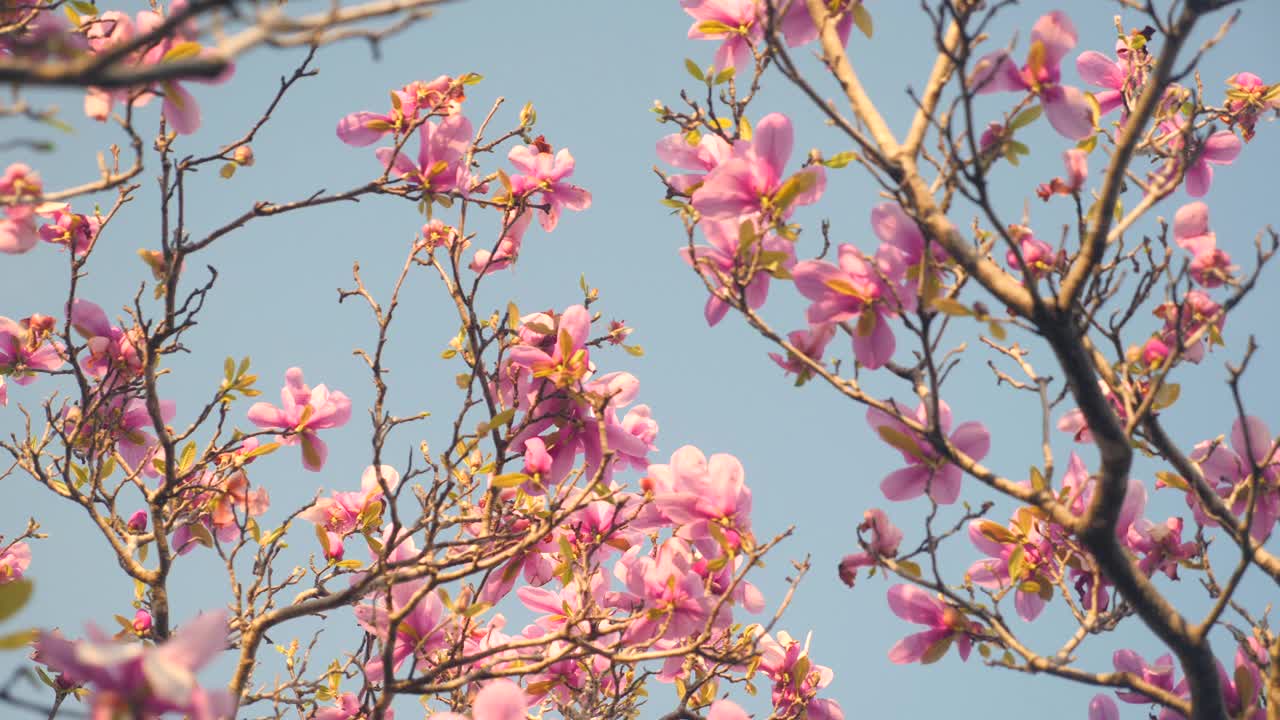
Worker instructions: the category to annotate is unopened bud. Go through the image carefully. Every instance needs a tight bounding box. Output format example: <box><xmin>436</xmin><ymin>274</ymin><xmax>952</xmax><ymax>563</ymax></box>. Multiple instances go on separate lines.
<box><xmin>127</xmin><ymin>510</ymin><xmax>148</xmax><ymax>532</ymax></box>
<box><xmin>132</xmin><ymin>609</ymin><xmax>152</xmax><ymax>633</ymax></box>
<box><xmin>233</xmin><ymin>145</ymin><xmax>254</xmax><ymax>166</ymax></box>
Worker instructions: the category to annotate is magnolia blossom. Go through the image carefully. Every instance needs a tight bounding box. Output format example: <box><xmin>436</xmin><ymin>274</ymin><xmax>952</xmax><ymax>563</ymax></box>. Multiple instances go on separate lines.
<box><xmin>681</xmin><ymin>218</ymin><xmax>793</xmax><ymax>326</ymax></box>
<box><xmin>356</xmin><ymin>577</ymin><xmax>451</xmax><ymax>680</ymax></box>
<box><xmin>301</xmin><ymin>465</ymin><xmax>399</xmax><ymax>558</ymax></box>
<box><xmin>692</xmin><ymin>113</ymin><xmax>825</xmax><ymax>224</ymax></box>
<box><xmin>35</xmin><ymin>611</ymin><xmax>233</xmax><ymax>720</ymax></box>
<box><xmin>376</xmin><ymin>114</ymin><xmax>474</xmax><ymax>195</ymax></box>
<box><xmin>1191</xmin><ymin>415</ymin><xmax>1280</xmax><ymax>539</ymax></box>
<box><xmin>838</xmin><ymin>508</ymin><xmax>901</xmax><ymax>587</ymax></box>
<box><xmin>427</xmin><ymin>679</ymin><xmax>527</xmax><ymax>720</ymax></box>
<box><xmin>655</xmin><ymin>130</ymin><xmax>731</xmax><ymax>194</ymax></box>
<box><xmin>967</xmin><ymin>510</ymin><xmax>1057</xmax><ymax>621</ymax></box>
<box><xmin>769</xmin><ymin>323</ymin><xmax>835</xmax><ymax>382</ymax></box>
<box><xmin>0</xmin><ymin>313</ymin><xmax>64</xmax><ymax>383</ymax></box>
<box><xmin>1224</xmin><ymin>71</ymin><xmax>1278</xmax><ymax>141</ymax></box>
<box><xmin>247</xmin><ymin>367</ymin><xmax>351</xmax><ymax>471</ymax></box>
<box><xmin>506</xmin><ymin>137</ymin><xmax>591</xmax><ymax>232</ymax></box>
<box><xmin>680</xmin><ymin>0</ymin><xmax>762</xmax><ymax>70</ymax></box>
<box><xmin>645</xmin><ymin>445</ymin><xmax>753</xmax><ymax>547</ymax></box>
<box><xmin>971</xmin><ymin>12</ymin><xmax>1095</xmax><ymax>139</ymax></box>
<box><xmin>1172</xmin><ymin>201</ymin><xmax>1236</xmax><ymax>288</ymax></box>
<box><xmin>756</xmin><ymin>629</ymin><xmax>845</xmax><ymax>720</ymax></box>
<box><xmin>0</xmin><ymin>541</ymin><xmax>30</xmax><ymax>583</ymax></box>
<box><xmin>1156</xmin><ymin>117</ymin><xmax>1242</xmax><ymax>197</ymax></box>
<box><xmin>886</xmin><ymin>584</ymin><xmax>980</xmax><ymax>664</ymax></box>
<box><xmin>792</xmin><ymin>244</ymin><xmax>902</xmax><ymax>369</ymax></box>
<box><xmin>315</xmin><ymin>692</ymin><xmax>395</xmax><ymax>720</ymax></box>
<box><xmin>867</xmin><ymin>400</ymin><xmax>991</xmax><ymax>504</ymax></box>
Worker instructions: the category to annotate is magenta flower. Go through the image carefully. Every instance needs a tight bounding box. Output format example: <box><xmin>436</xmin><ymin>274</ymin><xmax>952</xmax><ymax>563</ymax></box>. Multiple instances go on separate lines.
<box><xmin>70</xmin><ymin>299</ymin><xmax>144</xmax><ymax>380</ymax></box>
<box><xmin>247</xmin><ymin>367</ymin><xmax>352</xmax><ymax>472</ymax></box>
<box><xmin>1173</xmin><ymin>201</ymin><xmax>1236</xmax><ymax>288</ymax></box>
<box><xmin>967</xmin><ymin>510</ymin><xmax>1056</xmax><ymax>621</ymax></box>
<box><xmin>1112</xmin><ymin>649</ymin><xmax>1182</xmax><ymax>705</ymax></box>
<box><xmin>36</xmin><ymin>202</ymin><xmax>99</xmax><ymax>255</ymax></box>
<box><xmin>867</xmin><ymin>400</ymin><xmax>991</xmax><ymax>504</ymax></box>
<box><xmin>427</xmin><ymin>679</ymin><xmax>528</xmax><ymax>720</ymax></box>
<box><xmin>0</xmin><ymin>540</ymin><xmax>30</xmax><ymax>583</ymax></box>
<box><xmin>1076</xmin><ymin>41</ymin><xmax>1141</xmax><ymax>117</ymax></box>
<box><xmin>1004</xmin><ymin>226</ymin><xmax>1059</xmax><ymax>280</ymax></box>
<box><xmin>1224</xmin><ymin>71</ymin><xmax>1278</xmax><ymax>141</ymax></box>
<box><xmin>682</xmin><ymin>218</ymin><xmax>793</xmax><ymax>326</ymax></box>
<box><xmin>1125</xmin><ymin>516</ymin><xmax>1198</xmax><ymax>579</ymax></box>
<box><xmin>886</xmin><ymin>584</ymin><xmax>980</xmax><ymax>664</ymax></box>
<box><xmin>300</xmin><ymin>465</ymin><xmax>399</xmax><ymax>555</ymax></box>
<box><xmin>971</xmin><ymin>11</ymin><xmax>1095</xmax><ymax>139</ymax></box>
<box><xmin>769</xmin><ymin>323</ymin><xmax>835</xmax><ymax>382</ymax></box>
<box><xmin>337</xmin><ymin>90</ymin><xmax>414</xmax><ymax>147</ymax></box>
<box><xmin>838</xmin><ymin>508</ymin><xmax>902</xmax><ymax>587</ymax></box>
<box><xmin>355</xmin><ymin>577</ymin><xmax>451</xmax><ymax>681</ymax></box>
<box><xmin>506</xmin><ymin>137</ymin><xmax>591</xmax><ymax>232</ymax></box>
<box><xmin>315</xmin><ymin>692</ymin><xmax>394</xmax><ymax>720</ymax></box>
<box><xmin>0</xmin><ymin>313</ymin><xmax>64</xmax><ymax>384</ymax></box>
<box><xmin>1191</xmin><ymin>415</ymin><xmax>1280</xmax><ymax>539</ymax></box>
<box><xmin>1088</xmin><ymin>694</ymin><xmax>1120</xmax><ymax>720</ymax></box>
<box><xmin>692</xmin><ymin>113</ymin><xmax>825</xmax><ymax>224</ymax></box>
<box><xmin>780</xmin><ymin>0</ymin><xmax>863</xmax><ymax>48</ymax></box>
<box><xmin>681</xmin><ymin>0</ymin><xmax>763</xmax><ymax>70</ymax></box>
<box><xmin>1153</xmin><ymin>290</ymin><xmax>1223</xmax><ymax>364</ymax></box>
<box><xmin>755</xmin><ymin>629</ymin><xmax>845</xmax><ymax>720</ymax></box>
<box><xmin>35</xmin><ymin>611</ymin><xmax>233</xmax><ymax>720</ymax></box>
<box><xmin>377</xmin><ymin>114</ymin><xmax>474</xmax><ymax>195</ymax></box>
<box><xmin>470</xmin><ymin>211</ymin><xmax>531</xmax><ymax>275</ymax></box>
<box><xmin>1156</xmin><ymin>117</ymin><xmax>1242</xmax><ymax>197</ymax></box>
<box><xmin>792</xmin><ymin>244</ymin><xmax>902</xmax><ymax>369</ymax></box>
<box><xmin>0</xmin><ymin>204</ymin><xmax>39</xmax><ymax>255</ymax></box>
<box><xmin>871</xmin><ymin>202</ymin><xmax>948</xmax><ymax>275</ymax></box>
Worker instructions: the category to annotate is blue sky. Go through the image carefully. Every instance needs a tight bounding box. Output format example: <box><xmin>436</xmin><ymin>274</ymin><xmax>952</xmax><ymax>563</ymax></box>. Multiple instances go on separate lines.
<box><xmin>3</xmin><ymin>1</ymin><xmax>1280</xmax><ymax>718</ymax></box>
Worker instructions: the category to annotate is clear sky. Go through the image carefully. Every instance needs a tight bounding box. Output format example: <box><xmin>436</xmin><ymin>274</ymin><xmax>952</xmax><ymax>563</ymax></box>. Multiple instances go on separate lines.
<box><xmin>3</xmin><ymin>1</ymin><xmax>1280</xmax><ymax>718</ymax></box>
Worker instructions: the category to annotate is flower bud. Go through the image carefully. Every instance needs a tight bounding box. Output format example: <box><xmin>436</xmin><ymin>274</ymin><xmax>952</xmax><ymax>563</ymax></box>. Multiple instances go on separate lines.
<box><xmin>233</xmin><ymin>145</ymin><xmax>254</xmax><ymax>166</ymax></box>
<box><xmin>127</xmin><ymin>510</ymin><xmax>148</xmax><ymax>532</ymax></box>
<box><xmin>132</xmin><ymin>609</ymin><xmax>152</xmax><ymax>633</ymax></box>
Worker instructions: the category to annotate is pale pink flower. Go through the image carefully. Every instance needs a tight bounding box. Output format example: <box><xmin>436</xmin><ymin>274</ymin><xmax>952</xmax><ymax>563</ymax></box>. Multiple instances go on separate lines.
<box><xmin>1156</xmin><ymin>118</ymin><xmax>1242</xmax><ymax>197</ymax></box>
<box><xmin>781</xmin><ymin>0</ymin><xmax>862</xmax><ymax>48</ymax></box>
<box><xmin>656</xmin><ymin>131</ymin><xmax>732</xmax><ymax>194</ymax></box>
<box><xmin>427</xmin><ymin>679</ymin><xmax>527</xmax><ymax>720</ymax></box>
<box><xmin>0</xmin><ymin>314</ymin><xmax>63</xmax><ymax>383</ymax></box>
<box><xmin>756</xmin><ymin>629</ymin><xmax>844</xmax><ymax>720</ymax></box>
<box><xmin>839</xmin><ymin>508</ymin><xmax>902</xmax><ymax>587</ymax></box>
<box><xmin>1173</xmin><ymin>201</ymin><xmax>1236</xmax><ymax>288</ymax></box>
<box><xmin>315</xmin><ymin>692</ymin><xmax>394</xmax><ymax>720</ymax></box>
<box><xmin>0</xmin><ymin>541</ymin><xmax>31</xmax><ymax>583</ymax></box>
<box><xmin>300</xmin><ymin>465</ymin><xmax>399</xmax><ymax>554</ymax></box>
<box><xmin>692</xmin><ymin>113</ymin><xmax>825</xmax><ymax>223</ymax></box>
<box><xmin>792</xmin><ymin>244</ymin><xmax>904</xmax><ymax>369</ymax></box>
<box><xmin>769</xmin><ymin>323</ymin><xmax>835</xmax><ymax>382</ymax></box>
<box><xmin>377</xmin><ymin>114</ymin><xmax>474</xmax><ymax>195</ymax></box>
<box><xmin>35</xmin><ymin>611</ymin><xmax>233</xmax><ymax>720</ymax></box>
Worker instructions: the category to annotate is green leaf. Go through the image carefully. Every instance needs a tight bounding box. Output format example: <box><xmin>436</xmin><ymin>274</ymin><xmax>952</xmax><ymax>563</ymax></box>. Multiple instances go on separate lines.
<box><xmin>695</xmin><ymin>19</ymin><xmax>734</xmax><ymax>35</ymax></box>
<box><xmin>624</xmin><ymin>344</ymin><xmax>645</xmax><ymax>357</ymax></box>
<box><xmin>771</xmin><ymin>170</ymin><xmax>817</xmax><ymax>212</ymax></box>
<box><xmin>1009</xmin><ymin>106</ymin><xmax>1042</xmax><ymax>130</ymax></box>
<box><xmin>895</xmin><ymin>560</ymin><xmax>922</xmax><ymax>578</ymax></box>
<box><xmin>1155</xmin><ymin>471</ymin><xmax>1188</xmax><ymax>491</ymax></box>
<box><xmin>1030</xmin><ymin>466</ymin><xmax>1049</xmax><ymax>493</ymax></box>
<box><xmin>713</xmin><ymin>66</ymin><xmax>736</xmax><ymax>85</ymax></box>
<box><xmin>0</xmin><ymin>629</ymin><xmax>35</xmax><ymax>650</ymax></box>
<box><xmin>876</xmin><ymin>426</ymin><xmax>926</xmax><ymax>463</ymax></box>
<box><xmin>70</xmin><ymin>1</ymin><xmax>97</xmax><ymax>16</ymax></box>
<box><xmin>490</xmin><ymin>472</ymin><xmax>529</xmax><ymax>489</ymax></box>
<box><xmin>931</xmin><ymin>297</ymin><xmax>972</xmax><ymax>317</ymax></box>
<box><xmin>822</xmin><ymin>151</ymin><xmax>857</xmax><ymax>169</ymax></box>
<box><xmin>489</xmin><ymin>408</ymin><xmax>516</xmax><ymax>428</ymax></box>
<box><xmin>1152</xmin><ymin>383</ymin><xmax>1180</xmax><ymax>411</ymax></box>
<box><xmin>1076</xmin><ymin>134</ymin><xmax>1099</xmax><ymax>153</ymax></box>
<box><xmin>684</xmin><ymin>58</ymin><xmax>705</xmax><ymax>82</ymax></box>
<box><xmin>162</xmin><ymin>41</ymin><xmax>202</xmax><ymax>63</ymax></box>
<box><xmin>0</xmin><ymin>580</ymin><xmax>33</xmax><ymax>622</ymax></box>
<box><xmin>851</xmin><ymin>4</ymin><xmax>873</xmax><ymax>39</ymax></box>
<box><xmin>219</xmin><ymin>163</ymin><xmax>237</xmax><ymax>179</ymax></box>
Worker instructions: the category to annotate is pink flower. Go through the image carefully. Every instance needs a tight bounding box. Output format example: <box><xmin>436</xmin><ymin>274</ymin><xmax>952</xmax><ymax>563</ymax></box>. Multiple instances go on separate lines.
<box><xmin>756</xmin><ymin>629</ymin><xmax>845</xmax><ymax>720</ymax></box>
<box><xmin>781</xmin><ymin>0</ymin><xmax>862</xmax><ymax>48</ymax></box>
<box><xmin>427</xmin><ymin>679</ymin><xmax>528</xmax><ymax>720</ymax></box>
<box><xmin>692</xmin><ymin>113</ymin><xmax>825</xmax><ymax>224</ymax></box>
<box><xmin>1190</xmin><ymin>416</ymin><xmax>1280</xmax><ymax>539</ymax></box>
<box><xmin>613</xmin><ymin>539</ymin><xmax>716</xmax><ymax>642</ymax></box>
<box><xmin>470</xmin><ymin>211</ymin><xmax>531</xmax><ymax>275</ymax></box>
<box><xmin>300</xmin><ymin>465</ymin><xmax>399</xmax><ymax>554</ymax></box>
<box><xmin>507</xmin><ymin>304</ymin><xmax>592</xmax><ymax>389</ymax></box>
<box><xmin>132</xmin><ymin>610</ymin><xmax>153</xmax><ymax>634</ymax></box>
<box><xmin>1112</xmin><ymin>649</ymin><xmax>1181</xmax><ymax>704</ymax></box>
<box><xmin>127</xmin><ymin>510</ymin><xmax>149</xmax><ymax>532</ymax></box>
<box><xmin>247</xmin><ymin>367</ymin><xmax>351</xmax><ymax>472</ymax></box>
<box><xmin>1125</xmin><ymin>516</ymin><xmax>1198</xmax><ymax>579</ymax></box>
<box><xmin>871</xmin><ymin>202</ymin><xmax>949</xmax><ymax>273</ymax></box>
<box><xmin>1088</xmin><ymin>694</ymin><xmax>1120</xmax><ymax>720</ymax></box>
<box><xmin>70</xmin><ymin>299</ymin><xmax>144</xmax><ymax>380</ymax></box>
<box><xmin>1157</xmin><ymin>118</ymin><xmax>1242</xmax><ymax>197</ymax></box>
<box><xmin>646</xmin><ymin>445</ymin><xmax>753</xmax><ymax>546</ymax></box>
<box><xmin>867</xmin><ymin>400</ymin><xmax>991</xmax><ymax>504</ymax></box>
<box><xmin>0</xmin><ymin>313</ymin><xmax>63</xmax><ymax>383</ymax></box>
<box><xmin>1173</xmin><ymin>202</ymin><xmax>1236</xmax><ymax>288</ymax></box>
<box><xmin>656</xmin><ymin>130</ymin><xmax>732</xmax><ymax>194</ymax></box>
<box><xmin>1224</xmin><ymin>71</ymin><xmax>1278</xmax><ymax>141</ymax></box>
<box><xmin>37</xmin><ymin>202</ymin><xmax>99</xmax><ymax>255</ymax></box>
<box><xmin>506</xmin><ymin>137</ymin><xmax>591</xmax><ymax>232</ymax></box>
<box><xmin>682</xmin><ymin>218</ymin><xmax>793</xmax><ymax>326</ymax></box>
<box><xmin>377</xmin><ymin>114</ymin><xmax>474</xmax><ymax>195</ymax></box>
<box><xmin>1076</xmin><ymin>40</ymin><xmax>1142</xmax><ymax>117</ymax></box>
<box><xmin>886</xmin><ymin>584</ymin><xmax>980</xmax><ymax>664</ymax></box>
<box><xmin>315</xmin><ymin>692</ymin><xmax>395</xmax><ymax>720</ymax></box>
<box><xmin>681</xmin><ymin>0</ymin><xmax>763</xmax><ymax>70</ymax></box>
<box><xmin>1004</xmin><ymin>226</ymin><xmax>1059</xmax><ymax>279</ymax></box>
<box><xmin>0</xmin><ymin>541</ymin><xmax>31</xmax><ymax>583</ymax></box>
<box><xmin>1153</xmin><ymin>290</ymin><xmax>1223</xmax><ymax>364</ymax></box>
<box><xmin>35</xmin><ymin>611</ymin><xmax>233</xmax><ymax>720</ymax></box>
<box><xmin>967</xmin><ymin>510</ymin><xmax>1057</xmax><ymax>621</ymax></box>
<box><xmin>971</xmin><ymin>11</ymin><xmax>1095</xmax><ymax>139</ymax></box>
<box><xmin>355</xmin><ymin>578</ymin><xmax>451</xmax><ymax>681</ymax></box>
<box><xmin>769</xmin><ymin>323</ymin><xmax>835</xmax><ymax>382</ymax></box>
<box><xmin>792</xmin><ymin>244</ymin><xmax>902</xmax><ymax>369</ymax></box>
<box><xmin>707</xmin><ymin>700</ymin><xmax>751</xmax><ymax>720</ymax></box>
<box><xmin>838</xmin><ymin>508</ymin><xmax>902</xmax><ymax>587</ymax></box>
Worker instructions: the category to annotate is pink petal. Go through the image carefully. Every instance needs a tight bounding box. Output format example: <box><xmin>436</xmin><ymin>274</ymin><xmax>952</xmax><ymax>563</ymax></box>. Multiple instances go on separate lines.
<box><xmin>1185</xmin><ymin>160</ymin><xmax>1212</xmax><ymax>198</ymax></box>
<box><xmin>162</xmin><ymin>82</ymin><xmax>201</xmax><ymax>135</ymax></box>
<box><xmin>471</xmin><ymin>679</ymin><xmax>528</xmax><ymax>720</ymax></box>
<box><xmin>1088</xmin><ymin>694</ymin><xmax>1120</xmax><ymax>720</ymax></box>
<box><xmin>751</xmin><ymin>113</ymin><xmax>794</xmax><ymax>187</ymax></box>
<box><xmin>1203</xmin><ymin>131</ymin><xmax>1242</xmax><ymax>164</ymax></box>
<box><xmin>1076</xmin><ymin>51</ymin><xmax>1123</xmax><ymax>90</ymax></box>
<box><xmin>1032</xmin><ymin>11</ymin><xmax>1077</xmax><ymax>69</ymax></box>
<box><xmin>881</xmin><ymin>465</ymin><xmax>931</xmax><ymax>502</ymax></box>
<box><xmin>1042</xmin><ymin>85</ymin><xmax>1095</xmax><ymax>140</ymax></box>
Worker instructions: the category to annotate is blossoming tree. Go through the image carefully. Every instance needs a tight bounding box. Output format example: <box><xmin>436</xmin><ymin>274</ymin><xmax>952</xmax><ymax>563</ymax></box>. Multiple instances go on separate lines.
<box><xmin>657</xmin><ymin>1</ymin><xmax>1278</xmax><ymax>719</ymax></box>
<box><xmin>0</xmin><ymin>1</ymin><xmax>1278</xmax><ymax>720</ymax></box>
